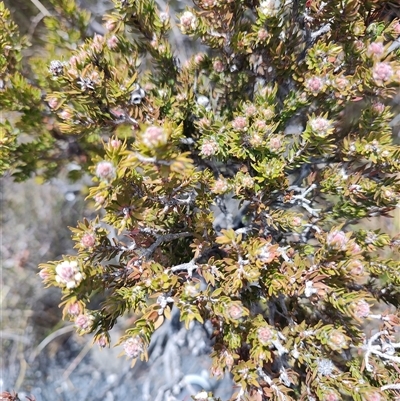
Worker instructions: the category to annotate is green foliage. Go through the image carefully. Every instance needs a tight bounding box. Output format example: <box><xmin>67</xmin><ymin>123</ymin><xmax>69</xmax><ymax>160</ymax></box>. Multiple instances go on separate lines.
<box><xmin>2</xmin><ymin>0</ymin><xmax>400</xmax><ymax>399</ymax></box>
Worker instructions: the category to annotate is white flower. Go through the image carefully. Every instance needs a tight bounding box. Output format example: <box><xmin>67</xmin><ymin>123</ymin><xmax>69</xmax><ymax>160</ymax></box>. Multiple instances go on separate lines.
<box><xmin>309</xmin><ymin>116</ymin><xmax>332</xmax><ymax>137</ymax></box>
<box><xmin>156</xmin><ymin>295</ymin><xmax>174</xmax><ymax>315</ymax></box>
<box><xmin>55</xmin><ymin>260</ymin><xmax>83</xmax><ymax>289</ymax></box>
<box><xmin>159</xmin><ymin>12</ymin><xmax>169</xmax><ymax>23</ymax></box>
<box><xmin>180</xmin><ymin>11</ymin><xmax>197</xmax><ymax>33</ymax></box>
<box><xmin>372</xmin><ymin>62</ymin><xmax>393</xmax><ymax>85</ymax></box>
<box><xmin>304</xmin><ymin>281</ymin><xmax>318</xmax><ymax>297</ymax></box>
<box><xmin>142</xmin><ymin>126</ymin><xmax>167</xmax><ymax>148</ymax></box>
<box><xmin>197</xmin><ymin>95</ymin><xmax>210</xmax><ymax>109</ymax></box>
<box><xmin>194</xmin><ymin>391</ymin><xmax>208</xmax><ymax>401</ymax></box>
<box><xmin>259</xmin><ymin>0</ymin><xmax>281</xmax><ymax>17</ymax></box>
<box><xmin>123</xmin><ymin>336</ymin><xmax>144</xmax><ymax>359</ymax></box>
<box><xmin>200</xmin><ymin>139</ymin><xmax>219</xmax><ymax>157</ymax></box>
<box><xmin>96</xmin><ymin>161</ymin><xmax>116</xmax><ymax>181</ymax></box>
<box><xmin>317</xmin><ymin>358</ymin><xmax>335</xmax><ymax>376</ymax></box>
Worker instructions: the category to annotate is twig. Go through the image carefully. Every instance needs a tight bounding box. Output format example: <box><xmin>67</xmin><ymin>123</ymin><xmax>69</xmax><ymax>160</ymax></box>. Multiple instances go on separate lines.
<box><xmin>170</xmin><ymin>259</ymin><xmax>198</xmax><ymax>277</ymax></box>
<box><xmin>29</xmin><ymin>325</ymin><xmax>75</xmax><ymax>363</ymax></box>
<box><xmin>257</xmin><ymin>368</ymin><xmax>288</xmax><ymax>401</ymax></box>
<box><xmin>142</xmin><ymin>231</ymin><xmax>192</xmax><ymax>259</ymax></box>
<box><xmin>361</xmin><ymin>330</ymin><xmax>396</xmax><ymax>372</ymax></box>
<box><xmin>134</xmin><ymin>153</ymin><xmax>172</xmax><ymax>166</ymax></box>
<box><xmin>381</xmin><ymin>383</ymin><xmax>400</xmax><ymax>391</ymax></box>
<box><xmin>310</xmin><ymin>23</ymin><xmax>331</xmax><ymax>39</ymax></box>
<box><xmin>29</xmin><ymin>0</ymin><xmax>51</xmax><ymax>17</ymax></box>
<box><xmin>14</xmin><ymin>356</ymin><xmax>28</xmax><ymax>392</ymax></box>
<box><xmin>62</xmin><ymin>341</ymin><xmax>92</xmax><ymax>380</ymax></box>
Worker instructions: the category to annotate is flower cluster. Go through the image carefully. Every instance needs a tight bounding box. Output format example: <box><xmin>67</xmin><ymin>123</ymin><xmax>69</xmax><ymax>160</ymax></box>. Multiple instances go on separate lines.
<box><xmin>96</xmin><ymin>161</ymin><xmax>116</xmax><ymax>181</ymax></box>
<box><xmin>123</xmin><ymin>336</ymin><xmax>145</xmax><ymax>359</ymax></box>
<box><xmin>55</xmin><ymin>260</ymin><xmax>84</xmax><ymax>289</ymax></box>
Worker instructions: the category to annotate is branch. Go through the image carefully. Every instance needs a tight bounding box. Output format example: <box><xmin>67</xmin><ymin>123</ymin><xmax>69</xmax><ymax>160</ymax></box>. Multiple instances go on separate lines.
<box><xmin>170</xmin><ymin>259</ymin><xmax>198</xmax><ymax>277</ymax></box>
<box><xmin>381</xmin><ymin>383</ymin><xmax>400</xmax><ymax>391</ymax></box>
<box><xmin>29</xmin><ymin>0</ymin><xmax>51</xmax><ymax>16</ymax></box>
<box><xmin>142</xmin><ymin>231</ymin><xmax>192</xmax><ymax>259</ymax></box>
<box><xmin>134</xmin><ymin>153</ymin><xmax>172</xmax><ymax>166</ymax></box>
<box><xmin>361</xmin><ymin>330</ymin><xmax>400</xmax><ymax>372</ymax></box>
<box><xmin>257</xmin><ymin>368</ymin><xmax>288</xmax><ymax>401</ymax></box>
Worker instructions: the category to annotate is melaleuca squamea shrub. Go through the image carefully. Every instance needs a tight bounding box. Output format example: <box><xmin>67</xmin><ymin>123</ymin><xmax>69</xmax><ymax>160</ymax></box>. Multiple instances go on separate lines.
<box><xmin>2</xmin><ymin>0</ymin><xmax>400</xmax><ymax>399</ymax></box>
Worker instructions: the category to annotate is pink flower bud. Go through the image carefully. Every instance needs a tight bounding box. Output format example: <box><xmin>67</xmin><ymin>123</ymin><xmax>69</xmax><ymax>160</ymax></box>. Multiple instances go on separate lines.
<box><xmin>202</xmin><ymin>0</ymin><xmax>215</xmax><ymax>8</ymax></box>
<box><xmin>142</xmin><ymin>126</ymin><xmax>167</xmax><ymax>148</ymax></box>
<box><xmin>334</xmin><ymin>76</ymin><xmax>349</xmax><ymax>90</ymax></box>
<box><xmin>349</xmin><ymin>241</ymin><xmax>362</xmax><ymax>254</ymax></box>
<box><xmin>372</xmin><ymin>62</ymin><xmax>393</xmax><ymax>85</ymax></box>
<box><xmin>97</xmin><ymin>334</ymin><xmax>108</xmax><ymax>348</ymax></box>
<box><xmin>249</xmin><ymin>133</ymin><xmax>263</xmax><ymax>147</ymax></box>
<box><xmin>67</xmin><ymin>302</ymin><xmax>81</xmax><ymax>316</ymax></box>
<box><xmin>107</xmin><ymin>35</ymin><xmax>119</xmax><ymax>50</ymax></box>
<box><xmin>241</xmin><ymin>175</ymin><xmax>254</xmax><ymax>188</ymax></box>
<box><xmin>228</xmin><ymin>304</ymin><xmax>244</xmax><ymax>319</ymax></box>
<box><xmin>348</xmin><ymin>259</ymin><xmax>364</xmax><ymax>276</ymax></box>
<box><xmin>89</xmin><ymin>71</ymin><xmax>100</xmax><ymax>82</ymax></box>
<box><xmin>257</xmin><ymin>327</ymin><xmax>275</xmax><ymax>344</ymax></box>
<box><xmin>225</xmin><ymin>353</ymin><xmax>234</xmax><ymax>368</ymax></box>
<box><xmin>55</xmin><ymin>260</ymin><xmax>83</xmax><ymax>289</ymax></box>
<box><xmin>94</xmin><ymin>194</ymin><xmax>105</xmax><ymax>205</ymax></box>
<box><xmin>309</xmin><ymin>117</ymin><xmax>332</xmax><ymax>137</ymax></box>
<box><xmin>323</xmin><ymin>390</ymin><xmax>340</xmax><ymax>401</ymax></box>
<box><xmin>179</xmin><ymin>11</ymin><xmax>197</xmax><ymax>33</ymax></box>
<box><xmin>255</xmin><ymin>120</ymin><xmax>267</xmax><ymax>130</ymax></box>
<box><xmin>194</xmin><ymin>53</ymin><xmax>205</xmax><ymax>64</ymax></box>
<box><xmin>92</xmin><ymin>34</ymin><xmax>104</xmax><ymax>52</ymax></box>
<box><xmin>263</xmin><ymin>107</ymin><xmax>275</xmax><ymax>120</ymax></box>
<box><xmin>48</xmin><ymin>97</ymin><xmax>59</xmax><ymax>109</ymax></box>
<box><xmin>232</xmin><ymin>116</ymin><xmax>247</xmax><ymax>131</ymax></box>
<box><xmin>110</xmin><ymin>139</ymin><xmax>122</xmax><ymax>148</ymax></box>
<box><xmin>59</xmin><ymin>109</ymin><xmax>73</xmax><ymax>120</ymax></box>
<box><xmin>75</xmin><ymin>313</ymin><xmax>94</xmax><ymax>332</ymax></box>
<box><xmin>197</xmin><ymin>117</ymin><xmax>211</xmax><ymax>130</ymax></box>
<box><xmin>292</xmin><ymin>216</ymin><xmax>302</xmax><ymax>227</ymax></box>
<box><xmin>96</xmin><ymin>161</ymin><xmax>116</xmax><ymax>181</ymax></box>
<box><xmin>364</xmin><ymin>392</ymin><xmax>382</xmax><ymax>401</ymax></box>
<box><xmin>81</xmin><ymin>233</ymin><xmax>96</xmax><ymax>248</ymax></box>
<box><xmin>212</xmin><ymin>178</ymin><xmax>229</xmax><ymax>194</ymax></box>
<box><xmin>326</xmin><ymin>230</ymin><xmax>348</xmax><ymax>250</ymax></box>
<box><xmin>383</xmin><ymin>188</ymin><xmax>396</xmax><ymax>200</ymax></box>
<box><xmin>354</xmin><ymin>40</ymin><xmax>364</xmax><ymax>51</ymax></box>
<box><xmin>367</xmin><ymin>42</ymin><xmax>384</xmax><ymax>58</ymax></box>
<box><xmin>244</xmin><ymin>104</ymin><xmax>257</xmax><ymax>116</ymax></box>
<box><xmin>258</xmin><ymin>28</ymin><xmax>268</xmax><ymax>41</ymax></box>
<box><xmin>305</xmin><ymin>76</ymin><xmax>324</xmax><ymax>94</ymax></box>
<box><xmin>353</xmin><ymin>299</ymin><xmax>370</xmax><ymax>319</ymax></box>
<box><xmin>39</xmin><ymin>267</ymin><xmax>50</xmax><ymax>281</ymax></box>
<box><xmin>372</xmin><ymin>102</ymin><xmax>385</xmax><ymax>114</ymax></box>
<box><xmin>211</xmin><ymin>365</ymin><xmax>223</xmax><ymax>377</ymax></box>
<box><xmin>200</xmin><ymin>139</ymin><xmax>219</xmax><ymax>156</ymax></box>
<box><xmin>269</xmin><ymin>136</ymin><xmax>282</xmax><ymax>151</ymax></box>
<box><xmin>327</xmin><ymin>330</ymin><xmax>348</xmax><ymax>351</ymax></box>
<box><xmin>123</xmin><ymin>336</ymin><xmax>144</xmax><ymax>358</ymax></box>
<box><xmin>213</xmin><ymin>59</ymin><xmax>225</xmax><ymax>73</ymax></box>
<box><xmin>105</xmin><ymin>19</ymin><xmax>117</xmax><ymax>31</ymax></box>
<box><xmin>69</xmin><ymin>55</ymin><xmax>80</xmax><ymax>67</ymax></box>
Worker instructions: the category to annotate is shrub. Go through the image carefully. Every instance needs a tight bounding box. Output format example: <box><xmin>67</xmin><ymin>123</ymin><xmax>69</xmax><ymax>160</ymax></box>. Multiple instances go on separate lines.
<box><xmin>2</xmin><ymin>0</ymin><xmax>400</xmax><ymax>399</ymax></box>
